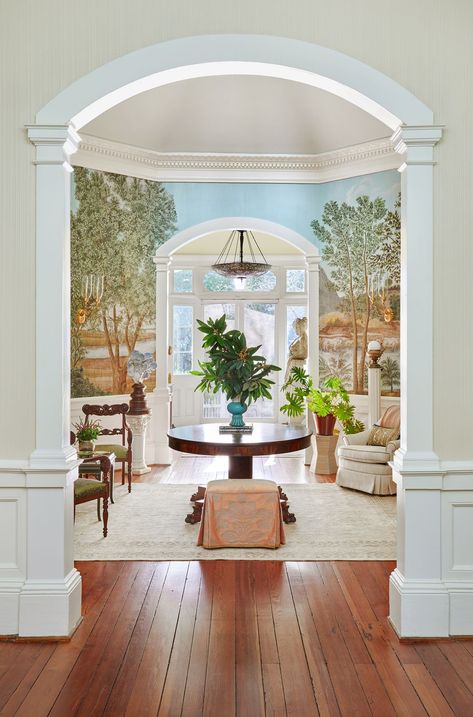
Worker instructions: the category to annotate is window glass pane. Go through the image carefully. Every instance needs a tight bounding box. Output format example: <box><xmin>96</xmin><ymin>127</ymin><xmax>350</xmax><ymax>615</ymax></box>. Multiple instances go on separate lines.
<box><xmin>245</xmin><ymin>271</ymin><xmax>277</xmax><ymax>292</ymax></box>
<box><xmin>173</xmin><ymin>305</ymin><xmax>193</xmax><ymax>374</ymax></box>
<box><xmin>203</xmin><ymin>270</ymin><xmax>277</xmax><ymax>292</ymax></box>
<box><xmin>243</xmin><ymin>303</ymin><xmax>276</xmax><ymax>418</ymax></box>
<box><xmin>203</xmin><ymin>303</ymin><xmax>236</xmax><ymax>328</ymax></box>
<box><xmin>203</xmin><ymin>271</ymin><xmax>234</xmax><ymax>292</ymax></box>
<box><xmin>202</xmin><ymin>304</ymin><xmax>236</xmax><ymax>419</ymax></box>
<box><xmin>286</xmin><ymin>269</ymin><xmax>305</xmax><ymax>293</ymax></box>
<box><xmin>286</xmin><ymin>305</ymin><xmax>307</xmax><ymax>360</ymax></box>
<box><xmin>174</xmin><ymin>269</ymin><xmax>193</xmax><ymax>293</ymax></box>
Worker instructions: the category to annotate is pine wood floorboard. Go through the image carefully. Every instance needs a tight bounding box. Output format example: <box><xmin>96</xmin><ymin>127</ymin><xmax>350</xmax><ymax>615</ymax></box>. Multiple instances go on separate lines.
<box><xmin>3</xmin><ymin>560</ymin><xmax>473</xmax><ymax>716</ymax></box>
<box><xmin>4</xmin><ymin>458</ymin><xmax>473</xmax><ymax>716</ymax></box>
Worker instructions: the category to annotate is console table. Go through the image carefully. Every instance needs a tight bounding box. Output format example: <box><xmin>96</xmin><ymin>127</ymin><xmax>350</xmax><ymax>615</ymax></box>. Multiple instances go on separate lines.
<box><xmin>167</xmin><ymin>423</ymin><xmax>312</xmax><ymax>524</ymax></box>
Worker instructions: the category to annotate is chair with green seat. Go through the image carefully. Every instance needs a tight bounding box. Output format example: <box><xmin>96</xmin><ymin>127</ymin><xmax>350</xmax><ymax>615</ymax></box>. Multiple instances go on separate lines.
<box><xmin>82</xmin><ymin>402</ymin><xmax>133</xmax><ymax>492</ymax></box>
<box><xmin>74</xmin><ymin>454</ymin><xmax>111</xmax><ymax>537</ymax></box>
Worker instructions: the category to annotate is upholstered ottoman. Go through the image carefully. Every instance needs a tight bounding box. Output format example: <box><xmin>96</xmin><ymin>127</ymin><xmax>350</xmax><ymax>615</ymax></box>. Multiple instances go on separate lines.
<box><xmin>197</xmin><ymin>479</ymin><xmax>286</xmax><ymax>549</ymax></box>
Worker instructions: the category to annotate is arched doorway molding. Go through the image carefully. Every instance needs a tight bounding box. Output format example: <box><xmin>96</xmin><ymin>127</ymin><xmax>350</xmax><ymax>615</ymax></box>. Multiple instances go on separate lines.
<box><xmin>156</xmin><ymin>216</ymin><xmax>319</xmax><ymax>257</ymax></box>
<box><xmin>19</xmin><ymin>34</ymin><xmax>448</xmax><ymax>639</ymax></box>
<box><xmin>36</xmin><ymin>35</ymin><xmax>432</xmax><ymax>130</ymax></box>
<box><xmin>154</xmin><ymin>217</ymin><xmax>320</xmax><ymax>392</ymax></box>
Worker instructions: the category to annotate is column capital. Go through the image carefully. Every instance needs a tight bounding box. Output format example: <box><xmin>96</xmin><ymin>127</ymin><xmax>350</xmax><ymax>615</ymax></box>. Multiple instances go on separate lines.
<box><xmin>26</xmin><ymin>124</ymin><xmax>81</xmax><ymax>167</ymax></box>
<box><xmin>305</xmin><ymin>254</ymin><xmax>321</xmax><ymax>270</ymax></box>
<box><xmin>391</xmin><ymin>125</ymin><xmax>443</xmax><ymax>167</ymax></box>
<box><xmin>153</xmin><ymin>256</ymin><xmax>171</xmax><ymax>271</ymax></box>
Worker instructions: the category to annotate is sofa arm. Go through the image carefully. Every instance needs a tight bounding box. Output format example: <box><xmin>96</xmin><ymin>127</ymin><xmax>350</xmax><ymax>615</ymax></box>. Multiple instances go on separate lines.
<box><xmin>386</xmin><ymin>439</ymin><xmax>401</xmax><ymax>456</ymax></box>
<box><xmin>342</xmin><ymin>428</ymin><xmax>371</xmax><ymax>446</ymax></box>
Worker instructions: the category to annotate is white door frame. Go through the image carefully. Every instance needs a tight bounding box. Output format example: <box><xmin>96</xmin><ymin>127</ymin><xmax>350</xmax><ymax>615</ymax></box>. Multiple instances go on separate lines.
<box><xmin>6</xmin><ymin>34</ymin><xmax>455</xmax><ymax>637</ymax></box>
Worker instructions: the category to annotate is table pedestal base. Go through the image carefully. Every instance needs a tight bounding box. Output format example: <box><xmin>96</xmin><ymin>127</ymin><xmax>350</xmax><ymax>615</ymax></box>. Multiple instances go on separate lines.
<box><xmin>185</xmin><ymin>485</ymin><xmax>296</xmax><ymax>524</ymax></box>
<box><xmin>229</xmin><ymin>455</ymin><xmax>252</xmax><ymax>479</ymax></box>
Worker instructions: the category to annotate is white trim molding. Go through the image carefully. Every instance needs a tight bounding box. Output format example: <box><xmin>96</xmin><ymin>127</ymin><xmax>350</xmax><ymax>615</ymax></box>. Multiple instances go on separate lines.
<box><xmin>158</xmin><ymin>218</ymin><xmax>318</xmax><ymax>257</ymax></box>
<box><xmin>73</xmin><ymin>134</ymin><xmax>400</xmax><ymax>183</ymax></box>
<box><xmin>390</xmin><ymin>460</ymin><xmax>473</xmax><ymax>637</ymax></box>
<box><xmin>20</xmin><ymin>33</ymin><xmax>455</xmax><ymax>638</ymax></box>
<box><xmin>37</xmin><ymin>35</ymin><xmax>432</xmax><ymax>128</ymax></box>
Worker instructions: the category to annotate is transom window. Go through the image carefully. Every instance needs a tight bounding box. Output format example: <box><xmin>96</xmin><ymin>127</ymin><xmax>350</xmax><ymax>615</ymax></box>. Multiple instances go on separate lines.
<box><xmin>203</xmin><ymin>270</ymin><xmax>277</xmax><ymax>292</ymax></box>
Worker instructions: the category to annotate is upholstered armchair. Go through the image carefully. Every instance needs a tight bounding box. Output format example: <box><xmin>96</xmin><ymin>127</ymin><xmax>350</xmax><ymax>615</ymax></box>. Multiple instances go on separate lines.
<box><xmin>336</xmin><ymin>406</ymin><xmax>400</xmax><ymax>495</ymax></box>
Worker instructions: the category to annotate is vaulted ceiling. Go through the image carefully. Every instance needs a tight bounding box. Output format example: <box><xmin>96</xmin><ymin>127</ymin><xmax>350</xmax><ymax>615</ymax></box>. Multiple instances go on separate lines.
<box><xmin>83</xmin><ymin>75</ymin><xmax>391</xmax><ymax>155</ymax></box>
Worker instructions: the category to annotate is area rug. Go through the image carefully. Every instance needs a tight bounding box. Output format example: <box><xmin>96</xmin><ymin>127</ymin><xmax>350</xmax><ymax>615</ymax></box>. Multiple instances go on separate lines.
<box><xmin>74</xmin><ymin>482</ymin><xmax>396</xmax><ymax>561</ymax></box>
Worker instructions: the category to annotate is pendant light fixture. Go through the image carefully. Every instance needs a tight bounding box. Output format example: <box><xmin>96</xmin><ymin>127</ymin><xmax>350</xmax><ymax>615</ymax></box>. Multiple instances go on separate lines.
<box><xmin>211</xmin><ymin>229</ymin><xmax>271</xmax><ymax>279</ymax></box>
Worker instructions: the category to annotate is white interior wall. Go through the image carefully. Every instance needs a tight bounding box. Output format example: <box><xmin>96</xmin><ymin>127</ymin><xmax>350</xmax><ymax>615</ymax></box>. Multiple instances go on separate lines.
<box><xmin>1</xmin><ymin>0</ymin><xmax>471</xmax><ymax>462</ymax></box>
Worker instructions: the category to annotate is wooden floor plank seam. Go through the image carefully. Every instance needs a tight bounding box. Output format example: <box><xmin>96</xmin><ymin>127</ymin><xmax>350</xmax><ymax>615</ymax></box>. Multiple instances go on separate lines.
<box><xmin>48</xmin><ymin>562</ymin><xmax>145</xmax><ymax>717</ymax></box>
<box><xmin>102</xmin><ymin>562</ymin><xmax>171</xmax><ymax>717</ymax></box>
<box><xmin>84</xmin><ymin>563</ymin><xmax>160</xmax><ymax>717</ymax></box>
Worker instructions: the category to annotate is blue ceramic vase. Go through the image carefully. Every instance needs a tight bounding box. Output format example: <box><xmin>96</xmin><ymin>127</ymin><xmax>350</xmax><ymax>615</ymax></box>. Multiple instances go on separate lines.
<box><xmin>227</xmin><ymin>400</ymin><xmax>248</xmax><ymax>428</ymax></box>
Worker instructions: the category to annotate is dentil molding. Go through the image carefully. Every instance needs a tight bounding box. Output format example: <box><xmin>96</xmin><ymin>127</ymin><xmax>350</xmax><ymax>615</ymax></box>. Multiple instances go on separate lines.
<box><xmin>73</xmin><ymin>133</ymin><xmax>401</xmax><ymax>183</ymax></box>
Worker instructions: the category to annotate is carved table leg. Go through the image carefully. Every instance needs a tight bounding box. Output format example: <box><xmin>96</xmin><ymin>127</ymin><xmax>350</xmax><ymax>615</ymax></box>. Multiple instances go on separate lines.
<box><xmin>190</xmin><ymin>485</ymin><xmax>206</xmax><ymax>502</ymax></box>
<box><xmin>185</xmin><ymin>499</ymin><xmax>204</xmax><ymax>524</ymax></box>
<box><xmin>278</xmin><ymin>486</ymin><xmax>296</xmax><ymax>523</ymax></box>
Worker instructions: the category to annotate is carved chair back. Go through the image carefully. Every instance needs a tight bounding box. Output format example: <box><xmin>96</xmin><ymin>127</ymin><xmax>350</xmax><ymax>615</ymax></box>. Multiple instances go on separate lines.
<box><xmin>81</xmin><ymin>403</ymin><xmax>133</xmax><ymax>492</ymax></box>
<box><xmin>82</xmin><ymin>403</ymin><xmax>131</xmax><ymax>446</ymax></box>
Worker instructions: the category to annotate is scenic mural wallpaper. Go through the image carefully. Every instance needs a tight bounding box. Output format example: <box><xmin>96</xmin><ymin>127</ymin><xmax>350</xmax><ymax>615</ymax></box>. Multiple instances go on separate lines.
<box><xmin>70</xmin><ymin>168</ymin><xmax>400</xmax><ymax>398</ymax></box>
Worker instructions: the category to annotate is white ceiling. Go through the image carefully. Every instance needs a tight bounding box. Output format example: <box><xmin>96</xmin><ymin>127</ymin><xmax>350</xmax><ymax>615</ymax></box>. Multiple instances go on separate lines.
<box><xmin>83</xmin><ymin>75</ymin><xmax>391</xmax><ymax>155</ymax></box>
<box><xmin>174</xmin><ymin>231</ymin><xmax>303</xmax><ymax>255</ymax></box>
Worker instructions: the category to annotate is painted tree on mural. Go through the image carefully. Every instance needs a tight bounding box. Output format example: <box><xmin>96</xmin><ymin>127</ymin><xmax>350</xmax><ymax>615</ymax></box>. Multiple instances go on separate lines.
<box><xmin>373</xmin><ymin>193</ymin><xmax>401</xmax><ymax>287</ymax></box>
<box><xmin>71</xmin><ymin>168</ymin><xmax>177</xmax><ymax>394</ymax></box>
<box><xmin>312</xmin><ymin>195</ymin><xmax>395</xmax><ymax>393</ymax></box>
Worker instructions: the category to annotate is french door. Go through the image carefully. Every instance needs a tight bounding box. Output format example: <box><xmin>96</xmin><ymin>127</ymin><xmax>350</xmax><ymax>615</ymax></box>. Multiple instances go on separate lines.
<box><xmin>170</xmin><ymin>298</ymin><xmax>308</xmax><ymax>425</ymax></box>
<box><xmin>201</xmin><ymin>301</ymin><xmax>277</xmax><ymax>421</ymax></box>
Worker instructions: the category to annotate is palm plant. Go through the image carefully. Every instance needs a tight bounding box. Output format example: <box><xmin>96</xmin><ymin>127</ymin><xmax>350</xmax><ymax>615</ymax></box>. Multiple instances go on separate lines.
<box><xmin>380</xmin><ymin>356</ymin><xmax>400</xmax><ymax>392</ymax></box>
<box><xmin>280</xmin><ymin>367</ymin><xmax>364</xmax><ymax>435</ymax></box>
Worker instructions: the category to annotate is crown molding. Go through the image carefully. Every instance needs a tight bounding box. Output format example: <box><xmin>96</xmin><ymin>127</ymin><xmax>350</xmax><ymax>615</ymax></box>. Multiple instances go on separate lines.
<box><xmin>73</xmin><ymin>133</ymin><xmax>401</xmax><ymax>183</ymax></box>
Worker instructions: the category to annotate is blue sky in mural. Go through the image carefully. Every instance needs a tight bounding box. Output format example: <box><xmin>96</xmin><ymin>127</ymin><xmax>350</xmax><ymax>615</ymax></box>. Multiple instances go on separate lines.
<box><xmin>163</xmin><ymin>170</ymin><xmax>400</xmax><ymax>247</ymax></box>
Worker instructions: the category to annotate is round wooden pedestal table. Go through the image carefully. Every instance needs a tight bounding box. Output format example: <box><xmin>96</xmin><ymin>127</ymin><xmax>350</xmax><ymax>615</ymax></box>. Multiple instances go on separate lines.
<box><xmin>167</xmin><ymin>423</ymin><xmax>312</xmax><ymax>524</ymax></box>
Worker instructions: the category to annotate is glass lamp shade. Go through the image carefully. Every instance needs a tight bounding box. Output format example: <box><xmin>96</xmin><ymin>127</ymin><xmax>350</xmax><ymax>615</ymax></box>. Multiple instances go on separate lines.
<box><xmin>211</xmin><ymin>229</ymin><xmax>271</xmax><ymax>279</ymax></box>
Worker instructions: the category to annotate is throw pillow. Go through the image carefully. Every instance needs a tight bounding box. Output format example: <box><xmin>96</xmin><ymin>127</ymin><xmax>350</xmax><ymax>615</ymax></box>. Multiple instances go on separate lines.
<box><xmin>367</xmin><ymin>425</ymin><xmax>399</xmax><ymax>447</ymax></box>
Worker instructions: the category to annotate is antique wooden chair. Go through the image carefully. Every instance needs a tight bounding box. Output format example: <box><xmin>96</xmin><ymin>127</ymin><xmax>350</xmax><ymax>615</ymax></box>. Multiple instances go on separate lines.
<box><xmin>82</xmin><ymin>403</ymin><xmax>133</xmax><ymax>492</ymax></box>
<box><xmin>73</xmin><ymin>454</ymin><xmax>111</xmax><ymax>538</ymax></box>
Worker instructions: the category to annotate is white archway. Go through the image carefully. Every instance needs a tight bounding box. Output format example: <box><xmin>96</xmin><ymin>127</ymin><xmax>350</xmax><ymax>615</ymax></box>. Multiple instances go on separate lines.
<box><xmin>154</xmin><ymin>218</ymin><xmax>320</xmax><ymax>396</ymax></box>
<box><xmin>157</xmin><ymin>217</ymin><xmax>319</xmax><ymax>258</ymax></box>
<box><xmin>37</xmin><ymin>35</ymin><xmax>432</xmax><ymax>130</ymax></box>
<box><xmin>17</xmin><ymin>34</ymin><xmax>448</xmax><ymax>639</ymax></box>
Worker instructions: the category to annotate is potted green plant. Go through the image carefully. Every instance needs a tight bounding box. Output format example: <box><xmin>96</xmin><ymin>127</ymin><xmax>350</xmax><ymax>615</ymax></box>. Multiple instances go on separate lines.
<box><xmin>280</xmin><ymin>367</ymin><xmax>364</xmax><ymax>436</ymax></box>
<box><xmin>73</xmin><ymin>416</ymin><xmax>102</xmax><ymax>452</ymax></box>
<box><xmin>191</xmin><ymin>314</ymin><xmax>281</xmax><ymax>427</ymax></box>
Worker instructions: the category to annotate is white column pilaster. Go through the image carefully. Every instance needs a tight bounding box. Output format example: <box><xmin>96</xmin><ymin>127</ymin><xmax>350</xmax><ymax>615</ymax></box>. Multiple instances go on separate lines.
<box><xmin>388</xmin><ymin>125</ymin><xmax>453</xmax><ymax>637</ymax></box>
<box><xmin>151</xmin><ymin>256</ymin><xmax>171</xmax><ymax>464</ymax></box>
<box><xmin>0</xmin><ymin>126</ymin><xmax>83</xmax><ymax>637</ymax></box>
<box><xmin>305</xmin><ymin>255</ymin><xmax>320</xmax><ymax>462</ymax></box>
<box><xmin>367</xmin><ymin>367</ymin><xmax>382</xmax><ymax>426</ymax></box>
<box><xmin>27</xmin><ymin>125</ymin><xmax>80</xmax><ymax>467</ymax></box>
<box><xmin>392</xmin><ymin>125</ymin><xmax>442</xmax><ymax>472</ymax></box>
<box><xmin>306</xmin><ymin>255</ymin><xmax>320</xmax><ymax>383</ymax></box>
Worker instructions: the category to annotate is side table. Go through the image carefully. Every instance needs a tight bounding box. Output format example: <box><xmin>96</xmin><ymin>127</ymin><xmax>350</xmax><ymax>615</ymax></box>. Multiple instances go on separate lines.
<box><xmin>78</xmin><ymin>451</ymin><xmax>116</xmax><ymax>503</ymax></box>
<box><xmin>309</xmin><ymin>433</ymin><xmax>339</xmax><ymax>475</ymax></box>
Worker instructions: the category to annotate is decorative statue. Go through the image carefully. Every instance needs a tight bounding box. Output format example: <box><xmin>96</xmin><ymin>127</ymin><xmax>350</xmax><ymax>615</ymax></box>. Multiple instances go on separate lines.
<box><xmin>284</xmin><ymin>316</ymin><xmax>308</xmax><ymax>383</ymax></box>
<box><xmin>127</xmin><ymin>350</ymin><xmax>157</xmax><ymax>384</ymax></box>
